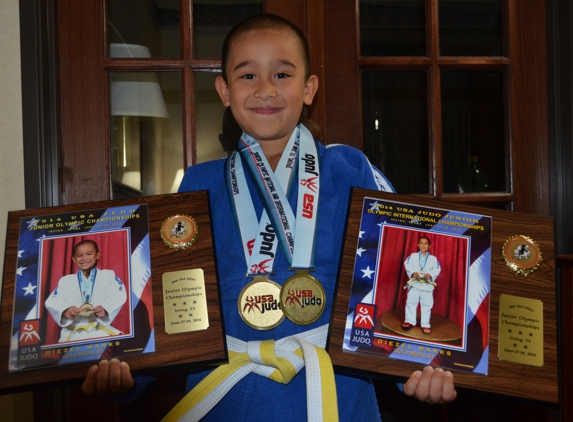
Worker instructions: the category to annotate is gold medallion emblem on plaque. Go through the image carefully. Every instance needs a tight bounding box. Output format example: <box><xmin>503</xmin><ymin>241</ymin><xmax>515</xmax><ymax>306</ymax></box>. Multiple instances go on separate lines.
<box><xmin>78</xmin><ymin>302</ymin><xmax>93</xmax><ymax>317</ymax></box>
<box><xmin>280</xmin><ymin>270</ymin><xmax>325</xmax><ymax>325</ymax></box>
<box><xmin>161</xmin><ymin>215</ymin><xmax>198</xmax><ymax>250</ymax></box>
<box><xmin>238</xmin><ymin>276</ymin><xmax>284</xmax><ymax>330</ymax></box>
<box><xmin>502</xmin><ymin>235</ymin><xmax>541</xmax><ymax>276</ymax></box>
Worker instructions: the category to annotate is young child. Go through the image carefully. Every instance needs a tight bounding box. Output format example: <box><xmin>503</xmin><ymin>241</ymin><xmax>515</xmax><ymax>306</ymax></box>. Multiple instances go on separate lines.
<box><xmin>82</xmin><ymin>14</ymin><xmax>456</xmax><ymax>421</ymax></box>
<box><xmin>402</xmin><ymin>236</ymin><xmax>441</xmax><ymax>334</ymax></box>
<box><xmin>45</xmin><ymin>240</ymin><xmax>127</xmax><ymax>342</ymax></box>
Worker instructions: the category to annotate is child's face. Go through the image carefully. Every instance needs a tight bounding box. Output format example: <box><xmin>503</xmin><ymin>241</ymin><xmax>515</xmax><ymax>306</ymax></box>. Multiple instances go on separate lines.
<box><xmin>215</xmin><ymin>29</ymin><xmax>318</xmax><ymax>146</ymax></box>
<box><xmin>72</xmin><ymin>244</ymin><xmax>100</xmax><ymax>272</ymax></box>
<box><xmin>418</xmin><ymin>238</ymin><xmax>431</xmax><ymax>253</ymax></box>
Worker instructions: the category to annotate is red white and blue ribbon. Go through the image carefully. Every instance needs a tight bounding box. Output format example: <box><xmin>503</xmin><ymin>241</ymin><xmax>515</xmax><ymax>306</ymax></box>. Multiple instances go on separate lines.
<box><xmin>226</xmin><ymin>124</ymin><xmax>320</xmax><ymax>275</ymax></box>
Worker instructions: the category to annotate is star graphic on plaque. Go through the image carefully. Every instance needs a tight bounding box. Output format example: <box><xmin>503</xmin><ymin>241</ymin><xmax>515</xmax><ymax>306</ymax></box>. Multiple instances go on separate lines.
<box><xmin>27</xmin><ymin>218</ymin><xmax>39</xmax><ymax>229</ymax></box>
<box><xmin>22</xmin><ymin>282</ymin><xmax>37</xmax><ymax>296</ymax></box>
<box><xmin>361</xmin><ymin>266</ymin><xmax>375</xmax><ymax>279</ymax></box>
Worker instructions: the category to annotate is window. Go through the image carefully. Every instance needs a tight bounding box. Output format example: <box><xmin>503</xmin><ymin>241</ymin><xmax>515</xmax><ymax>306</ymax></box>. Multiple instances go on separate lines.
<box><xmin>323</xmin><ymin>0</ymin><xmax>550</xmax><ymax>214</ymax></box>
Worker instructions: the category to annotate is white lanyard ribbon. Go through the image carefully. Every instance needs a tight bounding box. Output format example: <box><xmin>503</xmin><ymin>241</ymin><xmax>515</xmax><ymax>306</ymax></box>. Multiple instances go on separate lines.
<box><xmin>418</xmin><ymin>252</ymin><xmax>429</xmax><ymax>272</ymax></box>
<box><xmin>77</xmin><ymin>268</ymin><xmax>96</xmax><ymax>303</ymax></box>
<box><xmin>227</xmin><ymin>130</ymin><xmax>298</xmax><ymax>275</ymax></box>
<box><xmin>227</xmin><ymin>124</ymin><xmax>320</xmax><ymax>275</ymax></box>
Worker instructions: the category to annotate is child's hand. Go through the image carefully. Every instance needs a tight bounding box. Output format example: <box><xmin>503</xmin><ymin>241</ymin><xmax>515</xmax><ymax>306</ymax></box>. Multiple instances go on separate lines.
<box><xmin>93</xmin><ymin>305</ymin><xmax>107</xmax><ymax>318</ymax></box>
<box><xmin>412</xmin><ymin>272</ymin><xmax>420</xmax><ymax>278</ymax></box>
<box><xmin>403</xmin><ymin>366</ymin><xmax>457</xmax><ymax>404</ymax></box>
<box><xmin>82</xmin><ymin>358</ymin><xmax>134</xmax><ymax>396</ymax></box>
<box><xmin>63</xmin><ymin>306</ymin><xmax>80</xmax><ymax>319</ymax></box>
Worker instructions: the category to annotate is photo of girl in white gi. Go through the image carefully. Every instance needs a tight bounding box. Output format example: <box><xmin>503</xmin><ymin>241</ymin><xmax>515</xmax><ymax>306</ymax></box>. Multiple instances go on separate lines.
<box><xmin>45</xmin><ymin>239</ymin><xmax>127</xmax><ymax>343</ymax></box>
<box><xmin>402</xmin><ymin>236</ymin><xmax>441</xmax><ymax>334</ymax></box>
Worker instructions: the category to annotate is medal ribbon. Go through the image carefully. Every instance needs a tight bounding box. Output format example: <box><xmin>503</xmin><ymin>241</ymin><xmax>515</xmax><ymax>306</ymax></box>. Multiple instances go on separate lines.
<box><xmin>226</xmin><ymin>128</ymin><xmax>300</xmax><ymax>276</ymax></box>
<box><xmin>77</xmin><ymin>268</ymin><xmax>96</xmax><ymax>303</ymax></box>
<box><xmin>235</xmin><ymin>124</ymin><xmax>319</xmax><ymax>270</ymax></box>
<box><xmin>418</xmin><ymin>251</ymin><xmax>429</xmax><ymax>273</ymax></box>
<box><xmin>160</xmin><ymin>325</ymin><xmax>338</xmax><ymax>422</ymax></box>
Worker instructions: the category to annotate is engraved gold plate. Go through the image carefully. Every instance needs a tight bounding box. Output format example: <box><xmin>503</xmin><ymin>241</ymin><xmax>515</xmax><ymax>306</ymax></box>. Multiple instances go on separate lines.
<box><xmin>280</xmin><ymin>270</ymin><xmax>325</xmax><ymax>325</ymax></box>
<box><xmin>498</xmin><ymin>294</ymin><xmax>543</xmax><ymax>367</ymax></box>
<box><xmin>238</xmin><ymin>276</ymin><xmax>284</xmax><ymax>330</ymax></box>
<box><xmin>161</xmin><ymin>215</ymin><xmax>198</xmax><ymax>250</ymax></box>
<box><xmin>78</xmin><ymin>303</ymin><xmax>93</xmax><ymax>317</ymax></box>
<box><xmin>502</xmin><ymin>235</ymin><xmax>541</xmax><ymax>276</ymax></box>
<box><xmin>162</xmin><ymin>269</ymin><xmax>209</xmax><ymax>334</ymax></box>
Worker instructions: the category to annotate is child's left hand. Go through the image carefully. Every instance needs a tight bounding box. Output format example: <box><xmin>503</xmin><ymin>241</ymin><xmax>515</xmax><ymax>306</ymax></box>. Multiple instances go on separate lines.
<box><xmin>403</xmin><ymin>366</ymin><xmax>457</xmax><ymax>404</ymax></box>
<box><xmin>93</xmin><ymin>305</ymin><xmax>107</xmax><ymax>318</ymax></box>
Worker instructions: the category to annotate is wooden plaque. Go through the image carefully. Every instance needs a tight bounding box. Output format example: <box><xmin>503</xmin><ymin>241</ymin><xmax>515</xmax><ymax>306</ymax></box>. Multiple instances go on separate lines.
<box><xmin>0</xmin><ymin>191</ymin><xmax>226</xmax><ymax>393</ymax></box>
<box><xmin>328</xmin><ymin>189</ymin><xmax>557</xmax><ymax>403</ymax></box>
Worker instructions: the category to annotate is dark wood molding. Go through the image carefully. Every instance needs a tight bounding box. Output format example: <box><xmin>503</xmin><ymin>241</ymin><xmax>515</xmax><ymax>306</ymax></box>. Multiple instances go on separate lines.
<box><xmin>558</xmin><ymin>255</ymin><xmax>573</xmax><ymax>422</ymax></box>
<box><xmin>507</xmin><ymin>0</ymin><xmax>550</xmax><ymax>215</ymax></box>
<box><xmin>57</xmin><ymin>0</ymin><xmax>111</xmax><ymax>205</ymax></box>
<box><xmin>19</xmin><ymin>0</ymin><xmax>59</xmax><ymax>209</ymax></box>
<box><xmin>323</xmin><ymin>0</ymin><xmax>361</xmax><ymax>149</ymax></box>
<box><xmin>547</xmin><ymin>0</ymin><xmax>573</xmax><ymax>255</ymax></box>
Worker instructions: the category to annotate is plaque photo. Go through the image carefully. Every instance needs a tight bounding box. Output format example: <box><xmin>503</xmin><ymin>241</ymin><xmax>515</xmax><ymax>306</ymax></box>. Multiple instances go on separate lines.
<box><xmin>1</xmin><ymin>191</ymin><xmax>226</xmax><ymax>393</ymax></box>
<box><xmin>329</xmin><ymin>188</ymin><xmax>558</xmax><ymax>403</ymax></box>
<box><xmin>9</xmin><ymin>204</ymin><xmax>154</xmax><ymax>373</ymax></box>
<box><xmin>339</xmin><ymin>194</ymin><xmax>492</xmax><ymax>375</ymax></box>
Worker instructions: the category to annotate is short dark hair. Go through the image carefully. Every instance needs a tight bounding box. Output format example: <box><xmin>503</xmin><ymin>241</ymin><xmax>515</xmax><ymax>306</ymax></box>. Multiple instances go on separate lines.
<box><xmin>221</xmin><ymin>13</ymin><xmax>311</xmax><ymax>82</ymax></box>
<box><xmin>73</xmin><ymin>239</ymin><xmax>99</xmax><ymax>256</ymax></box>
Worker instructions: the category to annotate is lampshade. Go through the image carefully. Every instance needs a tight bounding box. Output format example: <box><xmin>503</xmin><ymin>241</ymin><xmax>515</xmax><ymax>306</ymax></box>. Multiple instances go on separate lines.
<box><xmin>170</xmin><ymin>168</ymin><xmax>185</xmax><ymax>193</ymax></box>
<box><xmin>109</xmin><ymin>43</ymin><xmax>169</xmax><ymax>118</ymax></box>
<box><xmin>121</xmin><ymin>171</ymin><xmax>141</xmax><ymax>191</ymax></box>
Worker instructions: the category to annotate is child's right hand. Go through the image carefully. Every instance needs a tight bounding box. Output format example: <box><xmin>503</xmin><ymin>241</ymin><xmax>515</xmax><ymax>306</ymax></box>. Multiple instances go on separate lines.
<box><xmin>81</xmin><ymin>358</ymin><xmax>134</xmax><ymax>396</ymax></box>
<box><xmin>63</xmin><ymin>306</ymin><xmax>80</xmax><ymax>319</ymax></box>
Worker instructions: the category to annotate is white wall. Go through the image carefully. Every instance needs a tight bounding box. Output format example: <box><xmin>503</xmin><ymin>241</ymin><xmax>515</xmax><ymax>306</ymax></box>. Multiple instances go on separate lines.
<box><xmin>0</xmin><ymin>1</ymin><xmax>34</xmax><ymax>420</ymax></box>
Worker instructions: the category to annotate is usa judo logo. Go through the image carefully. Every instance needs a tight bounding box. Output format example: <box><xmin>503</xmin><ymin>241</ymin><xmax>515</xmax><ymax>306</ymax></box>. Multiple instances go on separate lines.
<box><xmin>350</xmin><ymin>303</ymin><xmax>376</xmax><ymax>348</ymax></box>
<box><xmin>18</xmin><ymin>319</ymin><xmax>41</xmax><ymax>366</ymax></box>
<box><xmin>354</xmin><ymin>304</ymin><xmax>375</xmax><ymax>329</ymax></box>
<box><xmin>19</xmin><ymin>320</ymin><xmax>41</xmax><ymax>345</ymax></box>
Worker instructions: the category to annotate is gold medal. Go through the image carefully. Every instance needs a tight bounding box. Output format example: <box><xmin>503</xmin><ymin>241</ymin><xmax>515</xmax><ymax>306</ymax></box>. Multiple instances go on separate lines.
<box><xmin>238</xmin><ymin>276</ymin><xmax>284</xmax><ymax>330</ymax></box>
<box><xmin>280</xmin><ymin>270</ymin><xmax>325</xmax><ymax>325</ymax></box>
<box><xmin>502</xmin><ymin>235</ymin><xmax>542</xmax><ymax>276</ymax></box>
<box><xmin>79</xmin><ymin>302</ymin><xmax>94</xmax><ymax>317</ymax></box>
<box><xmin>160</xmin><ymin>215</ymin><xmax>198</xmax><ymax>250</ymax></box>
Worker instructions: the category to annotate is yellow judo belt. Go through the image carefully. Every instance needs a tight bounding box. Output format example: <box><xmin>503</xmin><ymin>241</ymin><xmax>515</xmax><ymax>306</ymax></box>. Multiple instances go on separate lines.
<box><xmin>162</xmin><ymin>325</ymin><xmax>338</xmax><ymax>422</ymax></box>
<box><xmin>405</xmin><ymin>277</ymin><xmax>437</xmax><ymax>288</ymax></box>
<box><xmin>66</xmin><ymin>322</ymin><xmax>117</xmax><ymax>341</ymax></box>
